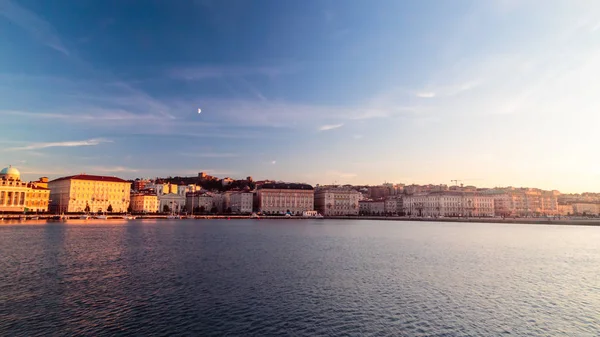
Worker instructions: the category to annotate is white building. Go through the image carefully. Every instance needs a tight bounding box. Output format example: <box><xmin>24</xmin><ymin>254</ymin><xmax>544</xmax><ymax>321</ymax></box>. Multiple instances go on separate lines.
<box><xmin>256</xmin><ymin>183</ymin><xmax>314</xmax><ymax>215</ymax></box>
<box><xmin>404</xmin><ymin>191</ymin><xmax>494</xmax><ymax>217</ymax></box>
<box><xmin>314</xmin><ymin>187</ymin><xmax>360</xmax><ymax>216</ymax></box>
<box><xmin>159</xmin><ymin>193</ymin><xmax>185</xmax><ymax>213</ymax></box>
<box><xmin>230</xmin><ymin>192</ymin><xmax>253</xmax><ymax>214</ymax></box>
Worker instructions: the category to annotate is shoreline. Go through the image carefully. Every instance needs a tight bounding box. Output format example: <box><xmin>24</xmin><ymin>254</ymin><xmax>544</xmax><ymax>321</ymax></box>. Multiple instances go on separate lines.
<box><xmin>2</xmin><ymin>214</ymin><xmax>600</xmax><ymax>226</ymax></box>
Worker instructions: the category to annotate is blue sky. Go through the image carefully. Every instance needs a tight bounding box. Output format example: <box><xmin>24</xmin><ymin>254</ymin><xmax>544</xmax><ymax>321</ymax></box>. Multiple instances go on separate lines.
<box><xmin>1</xmin><ymin>0</ymin><xmax>600</xmax><ymax>192</ymax></box>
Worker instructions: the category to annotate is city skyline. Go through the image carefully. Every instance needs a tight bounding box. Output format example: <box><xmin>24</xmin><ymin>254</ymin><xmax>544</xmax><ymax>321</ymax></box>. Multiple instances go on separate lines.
<box><xmin>2</xmin><ymin>0</ymin><xmax>600</xmax><ymax>193</ymax></box>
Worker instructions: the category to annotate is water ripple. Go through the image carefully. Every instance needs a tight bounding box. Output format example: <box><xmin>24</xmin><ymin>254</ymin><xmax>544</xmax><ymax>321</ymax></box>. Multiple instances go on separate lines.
<box><xmin>1</xmin><ymin>220</ymin><xmax>600</xmax><ymax>336</ymax></box>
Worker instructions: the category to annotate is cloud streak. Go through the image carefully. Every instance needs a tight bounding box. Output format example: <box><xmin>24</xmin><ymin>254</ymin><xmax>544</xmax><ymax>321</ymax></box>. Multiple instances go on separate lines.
<box><xmin>319</xmin><ymin>123</ymin><xmax>344</xmax><ymax>131</ymax></box>
<box><xmin>169</xmin><ymin>65</ymin><xmax>293</xmax><ymax>81</ymax></box>
<box><xmin>89</xmin><ymin>166</ymin><xmax>139</xmax><ymax>173</ymax></box>
<box><xmin>179</xmin><ymin>152</ymin><xmax>239</xmax><ymax>158</ymax></box>
<box><xmin>0</xmin><ymin>0</ymin><xmax>69</xmax><ymax>55</ymax></box>
<box><xmin>416</xmin><ymin>92</ymin><xmax>436</xmax><ymax>98</ymax></box>
<box><xmin>5</xmin><ymin>138</ymin><xmax>112</xmax><ymax>151</ymax></box>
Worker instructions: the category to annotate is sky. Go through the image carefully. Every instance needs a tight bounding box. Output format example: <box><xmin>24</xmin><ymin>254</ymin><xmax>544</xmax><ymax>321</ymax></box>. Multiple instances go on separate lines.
<box><xmin>1</xmin><ymin>0</ymin><xmax>600</xmax><ymax>193</ymax></box>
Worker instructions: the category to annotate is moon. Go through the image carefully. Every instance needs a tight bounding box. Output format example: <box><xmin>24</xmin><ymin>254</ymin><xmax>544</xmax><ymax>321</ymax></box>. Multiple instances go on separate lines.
<box><xmin>198</xmin><ymin>108</ymin><xmax>202</xmax><ymax>114</ymax></box>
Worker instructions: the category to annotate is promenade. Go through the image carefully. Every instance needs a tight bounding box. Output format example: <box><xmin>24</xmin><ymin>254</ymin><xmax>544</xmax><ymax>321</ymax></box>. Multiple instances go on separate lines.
<box><xmin>2</xmin><ymin>214</ymin><xmax>600</xmax><ymax>226</ymax></box>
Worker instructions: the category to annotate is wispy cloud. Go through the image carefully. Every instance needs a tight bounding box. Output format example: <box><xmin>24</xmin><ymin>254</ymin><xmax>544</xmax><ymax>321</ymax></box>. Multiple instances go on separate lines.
<box><xmin>2</xmin><ymin>109</ymin><xmax>167</xmax><ymax>122</ymax></box>
<box><xmin>416</xmin><ymin>92</ymin><xmax>436</xmax><ymax>98</ymax></box>
<box><xmin>319</xmin><ymin>123</ymin><xmax>344</xmax><ymax>131</ymax></box>
<box><xmin>179</xmin><ymin>152</ymin><xmax>239</xmax><ymax>158</ymax></box>
<box><xmin>0</xmin><ymin>0</ymin><xmax>69</xmax><ymax>55</ymax></box>
<box><xmin>414</xmin><ymin>80</ymin><xmax>481</xmax><ymax>99</ymax></box>
<box><xmin>271</xmin><ymin>160</ymin><xmax>276</xmax><ymax>165</ymax></box>
<box><xmin>5</xmin><ymin>138</ymin><xmax>111</xmax><ymax>151</ymax></box>
<box><xmin>89</xmin><ymin>166</ymin><xmax>139</xmax><ymax>173</ymax></box>
<box><xmin>169</xmin><ymin>65</ymin><xmax>293</xmax><ymax>81</ymax></box>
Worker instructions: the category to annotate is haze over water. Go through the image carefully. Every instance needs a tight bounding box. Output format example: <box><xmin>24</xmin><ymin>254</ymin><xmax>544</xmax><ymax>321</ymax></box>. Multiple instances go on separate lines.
<box><xmin>1</xmin><ymin>220</ymin><xmax>599</xmax><ymax>336</ymax></box>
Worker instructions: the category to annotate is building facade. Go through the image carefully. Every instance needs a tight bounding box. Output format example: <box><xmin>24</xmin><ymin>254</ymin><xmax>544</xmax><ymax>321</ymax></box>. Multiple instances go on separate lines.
<box><xmin>26</xmin><ymin>185</ymin><xmax>51</xmax><ymax>213</ymax></box>
<box><xmin>571</xmin><ymin>203</ymin><xmax>599</xmax><ymax>216</ymax></box>
<box><xmin>256</xmin><ymin>183</ymin><xmax>314</xmax><ymax>214</ymax></box>
<box><xmin>482</xmin><ymin>188</ymin><xmax>559</xmax><ymax>216</ymax></box>
<box><xmin>230</xmin><ymin>192</ymin><xmax>253</xmax><ymax>214</ymax></box>
<box><xmin>159</xmin><ymin>193</ymin><xmax>185</xmax><ymax>213</ymax></box>
<box><xmin>384</xmin><ymin>197</ymin><xmax>397</xmax><ymax>215</ymax></box>
<box><xmin>186</xmin><ymin>192</ymin><xmax>214</xmax><ymax>213</ymax></box>
<box><xmin>130</xmin><ymin>191</ymin><xmax>159</xmax><ymax>213</ymax></box>
<box><xmin>358</xmin><ymin>200</ymin><xmax>385</xmax><ymax>215</ymax></box>
<box><xmin>404</xmin><ymin>191</ymin><xmax>494</xmax><ymax>217</ymax></box>
<box><xmin>48</xmin><ymin>174</ymin><xmax>131</xmax><ymax>213</ymax></box>
<box><xmin>0</xmin><ymin>166</ymin><xmax>33</xmax><ymax>212</ymax></box>
<box><xmin>314</xmin><ymin>187</ymin><xmax>360</xmax><ymax>216</ymax></box>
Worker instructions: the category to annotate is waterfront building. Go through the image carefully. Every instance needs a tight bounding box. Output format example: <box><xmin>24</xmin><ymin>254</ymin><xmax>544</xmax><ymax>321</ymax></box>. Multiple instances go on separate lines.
<box><xmin>482</xmin><ymin>188</ymin><xmax>559</xmax><ymax>216</ymax></box>
<box><xmin>230</xmin><ymin>192</ymin><xmax>253</xmax><ymax>214</ymax></box>
<box><xmin>404</xmin><ymin>191</ymin><xmax>494</xmax><ymax>217</ymax></box>
<box><xmin>26</xmin><ymin>181</ymin><xmax>51</xmax><ymax>213</ymax></box>
<box><xmin>571</xmin><ymin>203</ymin><xmax>599</xmax><ymax>216</ymax></box>
<box><xmin>314</xmin><ymin>187</ymin><xmax>360</xmax><ymax>216</ymax></box>
<box><xmin>130</xmin><ymin>190</ymin><xmax>159</xmax><ymax>213</ymax></box>
<box><xmin>48</xmin><ymin>174</ymin><xmax>131</xmax><ymax>213</ymax></box>
<box><xmin>358</xmin><ymin>200</ymin><xmax>385</xmax><ymax>215</ymax></box>
<box><xmin>256</xmin><ymin>183</ymin><xmax>314</xmax><ymax>215</ymax></box>
<box><xmin>558</xmin><ymin>204</ymin><xmax>573</xmax><ymax>216</ymax></box>
<box><xmin>186</xmin><ymin>192</ymin><xmax>214</xmax><ymax>213</ymax></box>
<box><xmin>211</xmin><ymin>192</ymin><xmax>231</xmax><ymax>213</ymax></box>
<box><xmin>384</xmin><ymin>197</ymin><xmax>397</xmax><ymax>215</ymax></box>
<box><xmin>0</xmin><ymin>166</ymin><xmax>51</xmax><ymax>213</ymax></box>
<box><xmin>158</xmin><ymin>193</ymin><xmax>185</xmax><ymax>213</ymax></box>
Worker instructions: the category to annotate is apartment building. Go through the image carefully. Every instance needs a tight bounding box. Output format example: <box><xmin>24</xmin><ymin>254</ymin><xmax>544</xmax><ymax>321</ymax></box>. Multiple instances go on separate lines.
<box><xmin>48</xmin><ymin>174</ymin><xmax>131</xmax><ymax>213</ymax></box>
<box><xmin>230</xmin><ymin>192</ymin><xmax>253</xmax><ymax>214</ymax></box>
<box><xmin>256</xmin><ymin>183</ymin><xmax>314</xmax><ymax>214</ymax></box>
<box><xmin>314</xmin><ymin>187</ymin><xmax>360</xmax><ymax>216</ymax></box>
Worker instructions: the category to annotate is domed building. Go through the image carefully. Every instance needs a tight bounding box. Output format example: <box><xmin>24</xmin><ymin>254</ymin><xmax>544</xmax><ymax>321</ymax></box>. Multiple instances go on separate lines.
<box><xmin>0</xmin><ymin>165</ymin><xmax>50</xmax><ymax>213</ymax></box>
<box><xmin>0</xmin><ymin>165</ymin><xmax>21</xmax><ymax>181</ymax></box>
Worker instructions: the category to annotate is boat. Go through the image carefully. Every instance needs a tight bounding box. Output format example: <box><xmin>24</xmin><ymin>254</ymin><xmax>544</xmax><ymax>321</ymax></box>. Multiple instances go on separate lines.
<box><xmin>123</xmin><ymin>214</ymin><xmax>136</xmax><ymax>220</ymax></box>
<box><xmin>250</xmin><ymin>213</ymin><xmax>260</xmax><ymax>219</ymax></box>
<box><xmin>80</xmin><ymin>214</ymin><xmax>90</xmax><ymax>220</ymax></box>
<box><xmin>30</xmin><ymin>216</ymin><xmax>39</xmax><ymax>220</ymax></box>
<box><xmin>96</xmin><ymin>213</ymin><xmax>108</xmax><ymax>220</ymax></box>
<box><xmin>314</xmin><ymin>213</ymin><xmax>324</xmax><ymax>219</ymax></box>
<box><xmin>167</xmin><ymin>215</ymin><xmax>181</xmax><ymax>219</ymax></box>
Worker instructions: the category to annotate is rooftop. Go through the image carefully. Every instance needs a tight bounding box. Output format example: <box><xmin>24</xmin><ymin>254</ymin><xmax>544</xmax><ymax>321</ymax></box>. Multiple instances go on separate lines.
<box><xmin>259</xmin><ymin>183</ymin><xmax>313</xmax><ymax>190</ymax></box>
<box><xmin>50</xmin><ymin>174</ymin><xmax>129</xmax><ymax>184</ymax></box>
